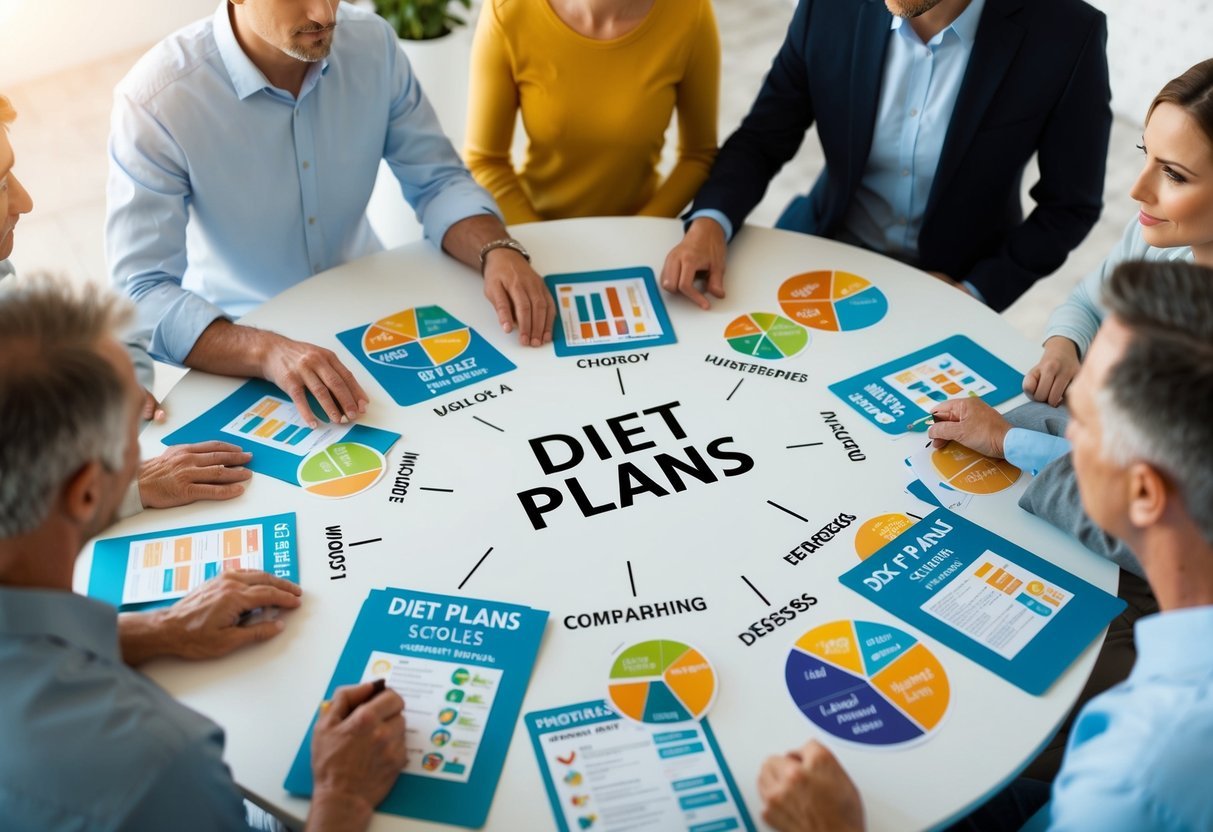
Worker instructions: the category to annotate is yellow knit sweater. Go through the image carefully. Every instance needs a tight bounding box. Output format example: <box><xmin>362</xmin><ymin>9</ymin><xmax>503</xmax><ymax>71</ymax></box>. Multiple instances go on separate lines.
<box><xmin>465</xmin><ymin>0</ymin><xmax>720</xmax><ymax>224</ymax></box>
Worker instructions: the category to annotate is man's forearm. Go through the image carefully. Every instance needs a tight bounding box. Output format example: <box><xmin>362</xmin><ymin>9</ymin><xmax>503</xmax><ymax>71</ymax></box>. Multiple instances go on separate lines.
<box><xmin>118</xmin><ymin>610</ymin><xmax>174</xmax><ymax>667</ymax></box>
<box><xmin>184</xmin><ymin>318</ymin><xmax>272</xmax><ymax>378</ymax></box>
<box><xmin>440</xmin><ymin>213</ymin><xmax>514</xmax><ymax>270</ymax></box>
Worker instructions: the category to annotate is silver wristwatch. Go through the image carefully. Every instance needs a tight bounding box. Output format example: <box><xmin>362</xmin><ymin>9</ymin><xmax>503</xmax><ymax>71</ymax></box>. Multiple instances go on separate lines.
<box><xmin>478</xmin><ymin>237</ymin><xmax>531</xmax><ymax>273</ymax></box>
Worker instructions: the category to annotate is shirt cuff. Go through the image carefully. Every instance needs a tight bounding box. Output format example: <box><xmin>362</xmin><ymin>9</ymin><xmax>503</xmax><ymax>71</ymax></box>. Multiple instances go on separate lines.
<box><xmin>119</xmin><ymin>478</ymin><xmax>145</xmax><ymax>520</ymax></box>
<box><xmin>686</xmin><ymin>209</ymin><xmax>734</xmax><ymax>242</ymax></box>
<box><xmin>142</xmin><ymin>285</ymin><xmax>229</xmax><ymax>366</ymax></box>
<box><xmin>419</xmin><ymin>181</ymin><xmax>502</xmax><ymax>249</ymax></box>
<box><xmin>962</xmin><ymin>280</ymin><xmax>987</xmax><ymax>305</ymax></box>
<box><xmin>1004</xmin><ymin>428</ymin><xmax>1072</xmax><ymax>476</ymax></box>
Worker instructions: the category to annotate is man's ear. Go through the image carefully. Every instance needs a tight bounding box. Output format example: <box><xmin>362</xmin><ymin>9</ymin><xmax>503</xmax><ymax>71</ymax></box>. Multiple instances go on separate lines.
<box><xmin>61</xmin><ymin>460</ymin><xmax>105</xmax><ymax>527</ymax></box>
<box><xmin>1126</xmin><ymin>461</ymin><xmax>1168</xmax><ymax>532</ymax></box>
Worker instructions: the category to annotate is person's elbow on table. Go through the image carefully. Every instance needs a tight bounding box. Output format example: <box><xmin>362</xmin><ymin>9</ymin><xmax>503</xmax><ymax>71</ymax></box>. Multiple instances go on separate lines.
<box><xmin>660</xmin><ymin>217</ymin><xmax>728</xmax><ymax>310</ymax></box>
<box><xmin>927</xmin><ymin>399</ymin><xmax>1011</xmax><ymax>458</ymax></box>
<box><xmin>758</xmin><ymin>740</ymin><xmax>865</xmax><ymax>832</ymax></box>
<box><xmin>307</xmin><ymin>680</ymin><xmax>409</xmax><ymax>832</ymax></box>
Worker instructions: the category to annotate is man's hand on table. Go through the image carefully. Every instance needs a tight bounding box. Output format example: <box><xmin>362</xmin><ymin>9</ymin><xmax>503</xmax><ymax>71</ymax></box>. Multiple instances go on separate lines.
<box><xmin>482</xmin><ymin>247</ymin><xmax>555</xmax><ymax>347</ymax></box>
<box><xmin>927</xmin><ymin>398</ymin><xmax>1012</xmax><ymax>458</ymax></box>
<box><xmin>758</xmin><ymin>741</ymin><xmax>865</xmax><ymax>832</ymax></box>
<box><xmin>118</xmin><ymin>570</ymin><xmax>303</xmax><ymax>666</ymax></box>
<box><xmin>138</xmin><ymin>441</ymin><xmax>252</xmax><ymax>509</ymax></box>
<box><xmin>186</xmin><ymin>319</ymin><xmax>369</xmax><ymax>428</ymax></box>
<box><xmin>660</xmin><ymin>217</ymin><xmax>727</xmax><ymax>310</ymax></box>
<box><xmin>925</xmin><ymin>271</ymin><xmax>977</xmax><ymax>298</ymax></box>
<box><xmin>141</xmin><ymin>388</ymin><xmax>166</xmax><ymax>423</ymax></box>
<box><xmin>1024</xmin><ymin>335</ymin><xmax>1081</xmax><ymax>407</ymax></box>
<box><xmin>307</xmin><ymin>681</ymin><xmax>408</xmax><ymax>832</ymax></box>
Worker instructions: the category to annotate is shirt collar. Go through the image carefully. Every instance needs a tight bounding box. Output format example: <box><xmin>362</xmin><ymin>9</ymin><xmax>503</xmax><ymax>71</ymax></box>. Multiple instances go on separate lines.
<box><xmin>212</xmin><ymin>0</ymin><xmax>331</xmax><ymax>102</ymax></box>
<box><xmin>0</xmin><ymin>586</ymin><xmax>120</xmax><ymax>661</ymax></box>
<box><xmin>890</xmin><ymin>0</ymin><xmax>985</xmax><ymax>47</ymax></box>
<box><xmin>1132</xmin><ymin>606</ymin><xmax>1213</xmax><ymax>679</ymax></box>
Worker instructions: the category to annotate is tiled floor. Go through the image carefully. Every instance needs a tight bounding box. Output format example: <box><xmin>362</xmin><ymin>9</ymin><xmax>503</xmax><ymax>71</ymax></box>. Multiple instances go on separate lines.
<box><xmin>5</xmin><ymin>0</ymin><xmax>1141</xmax><ymax>400</ymax></box>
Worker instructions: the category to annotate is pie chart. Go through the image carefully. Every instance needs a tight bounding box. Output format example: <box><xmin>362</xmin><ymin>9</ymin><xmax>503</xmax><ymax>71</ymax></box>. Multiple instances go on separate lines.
<box><xmin>785</xmin><ymin>620</ymin><xmax>949</xmax><ymax>746</ymax></box>
<box><xmin>853</xmin><ymin>513</ymin><xmax>918</xmax><ymax>559</ymax></box>
<box><xmin>362</xmin><ymin>306</ymin><xmax>472</xmax><ymax>369</ymax></box>
<box><xmin>778</xmin><ymin>271</ymin><xmax>888</xmax><ymax>332</ymax></box>
<box><xmin>724</xmin><ymin>313</ymin><xmax>808</xmax><ymax>360</ymax></box>
<box><xmin>931</xmin><ymin>442</ymin><xmax>1022</xmax><ymax>495</ymax></box>
<box><xmin>297</xmin><ymin>441</ymin><xmax>386</xmax><ymax>498</ymax></box>
<box><xmin>607</xmin><ymin>639</ymin><xmax>717</xmax><ymax>724</ymax></box>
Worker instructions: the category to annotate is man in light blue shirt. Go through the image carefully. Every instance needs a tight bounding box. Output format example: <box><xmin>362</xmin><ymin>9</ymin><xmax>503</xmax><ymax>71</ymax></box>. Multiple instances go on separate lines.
<box><xmin>755</xmin><ymin>260</ymin><xmax>1213</xmax><ymax>831</ymax></box>
<box><xmin>108</xmin><ymin>0</ymin><xmax>554</xmax><ymax>427</ymax></box>
<box><xmin>0</xmin><ymin>279</ymin><xmax>407</xmax><ymax>831</ymax></box>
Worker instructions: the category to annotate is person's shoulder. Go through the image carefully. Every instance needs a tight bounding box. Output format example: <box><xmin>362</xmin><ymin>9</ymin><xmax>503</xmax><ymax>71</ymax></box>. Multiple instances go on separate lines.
<box><xmin>115</xmin><ymin>15</ymin><xmax>221</xmax><ymax>108</ymax></box>
<box><xmin>1012</xmin><ymin>0</ymin><xmax>1104</xmax><ymax>32</ymax></box>
<box><xmin>484</xmin><ymin>0</ymin><xmax>535</xmax><ymax>32</ymax></box>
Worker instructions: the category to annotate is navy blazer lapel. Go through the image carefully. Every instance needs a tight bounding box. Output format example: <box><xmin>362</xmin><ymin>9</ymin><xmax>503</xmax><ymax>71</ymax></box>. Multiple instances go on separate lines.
<box><xmin>927</xmin><ymin>0</ymin><xmax>1025</xmax><ymax>215</ymax></box>
<box><xmin>847</xmin><ymin>1</ymin><xmax>893</xmax><ymax>196</ymax></box>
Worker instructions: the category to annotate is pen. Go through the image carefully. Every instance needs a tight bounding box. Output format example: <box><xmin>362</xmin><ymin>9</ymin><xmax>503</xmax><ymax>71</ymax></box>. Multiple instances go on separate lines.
<box><xmin>319</xmin><ymin>678</ymin><xmax>387</xmax><ymax>715</ymax></box>
<box><xmin>906</xmin><ymin>413</ymin><xmax>936</xmax><ymax>431</ymax></box>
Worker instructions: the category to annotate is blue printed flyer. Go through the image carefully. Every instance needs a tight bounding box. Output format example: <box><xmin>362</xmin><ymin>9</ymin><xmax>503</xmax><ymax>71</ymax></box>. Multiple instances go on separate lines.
<box><xmin>545</xmin><ymin>267</ymin><xmax>677</xmax><ymax>357</ymax></box>
<box><xmin>828</xmin><ymin>335</ymin><xmax>1023</xmax><ymax>434</ymax></box>
<box><xmin>527</xmin><ymin>699</ymin><xmax>755</xmax><ymax>832</ymax></box>
<box><xmin>337</xmin><ymin>305</ymin><xmax>516</xmax><ymax>406</ymax></box>
<box><xmin>285</xmin><ymin>588</ymin><xmax>549</xmax><ymax>828</ymax></box>
<box><xmin>164</xmin><ymin>379</ymin><xmax>400</xmax><ymax>498</ymax></box>
<box><xmin>839</xmin><ymin>509</ymin><xmax>1125</xmax><ymax>695</ymax></box>
<box><xmin>87</xmin><ymin>513</ymin><xmax>297</xmax><ymax>611</ymax></box>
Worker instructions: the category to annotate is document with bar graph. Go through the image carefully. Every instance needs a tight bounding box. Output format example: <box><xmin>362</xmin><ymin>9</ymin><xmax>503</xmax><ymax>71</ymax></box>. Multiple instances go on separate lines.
<box><xmin>545</xmin><ymin>267</ymin><xmax>677</xmax><ymax>357</ymax></box>
<box><xmin>87</xmin><ymin>513</ymin><xmax>298</xmax><ymax>611</ymax></box>
<box><xmin>222</xmin><ymin>394</ymin><xmax>345</xmax><ymax>454</ymax></box>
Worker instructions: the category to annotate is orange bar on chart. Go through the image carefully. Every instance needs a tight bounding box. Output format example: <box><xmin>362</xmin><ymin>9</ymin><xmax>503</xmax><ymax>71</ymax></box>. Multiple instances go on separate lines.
<box><xmin>975</xmin><ymin>562</ymin><xmax>993</xmax><ymax>578</ymax></box>
<box><xmin>606</xmin><ymin>287</ymin><xmax>624</xmax><ymax>317</ymax></box>
<box><xmin>255</xmin><ymin>419</ymin><xmax>283</xmax><ymax>438</ymax></box>
<box><xmin>173</xmin><ymin>567</ymin><xmax>191</xmax><ymax>592</ymax></box>
<box><xmin>142</xmin><ymin>541</ymin><xmax>164</xmax><ymax>568</ymax></box>
<box><xmin>223</xmin><ymin>529</ymin><xmax>243</xmax><ymax>557</ymax></box>
<box><xmin>246</xmin><ymin>527</ymin><xmax>259</xmax><ymax>552</ymax></box>
<box><xmin>174</xmin><ymin>537</ymin><xmax>192</xmax><ymax>563</ymax></box>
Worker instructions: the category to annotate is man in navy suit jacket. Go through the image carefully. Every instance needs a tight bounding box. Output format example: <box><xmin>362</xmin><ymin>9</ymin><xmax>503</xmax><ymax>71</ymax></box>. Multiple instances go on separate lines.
<box><xmin>660</xmin><ymin>0</ymin><xmax>1111</xmax><ymax>312</ymax></box>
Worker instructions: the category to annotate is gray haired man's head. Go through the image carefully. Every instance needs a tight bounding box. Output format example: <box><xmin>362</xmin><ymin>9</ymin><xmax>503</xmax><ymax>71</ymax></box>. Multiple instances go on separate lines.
<box><xmin>0</xmin><ymin>278</ymin><xmax>136</xmax><ymax>539</ymax></box>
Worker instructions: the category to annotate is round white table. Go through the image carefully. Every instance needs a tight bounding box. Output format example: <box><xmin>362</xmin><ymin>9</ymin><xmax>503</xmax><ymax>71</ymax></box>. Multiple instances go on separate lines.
<box><xmin>80</xmin><ymin>217</ymin><xmax>1116</xmax><ymax>831</ymax></box>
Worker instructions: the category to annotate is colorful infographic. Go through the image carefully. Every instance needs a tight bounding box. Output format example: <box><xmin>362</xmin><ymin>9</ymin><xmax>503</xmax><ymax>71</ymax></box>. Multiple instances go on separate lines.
<box><xmin>854</xmin><ymin>513</ymin><xmax>918</xmax><ymax>559</ymax></box>
<box><xmin>929</xmin><ymin>443</ymin><xmax>1022</xmax><ymax>495</ymax></box>
<box><xmin>839</xmin><ymin>509</ymin><xmax>1126</xmax><ymax>695</ymax></box>
<box><xmin>337</xmin><ymin>306</ymin><xmax>516</xmax><ymax>406</ymax></box>
<box><xmin>527</xmin><ymin>700</ymin><xmax>755</xmax><ymax>832</ymax></box>
<box><xmin>297</xmin><ymin>441</ymin><xmax>387</xmax><ymax>499</ymax></box>
<box><xmin>608</xmin><ymin>640</ymin><xmax>717</xmax><ymax>724</ymax></box>
<box><xmin>828</xmin><ymin>336</ymin><xmax>1024</xmax><ymax>434</ymax></box>
<box><xmin>785</xmin><ymin>619</ymin><xmax>949</xmax><ymax>746</ymax></box>
<box><xmin>87</xmin><ymin>513</ymin><xmax>297</xmax><ymax>611</ymax></box>
<box><xmin>164</xmin><ymin>380</ymin><xmax>400</xmax><ymax>496</ymax></box>
<box><xmin>285</xmin><ymin>588</ymin><xmax>548</xmax><ymax>828</ymax></box>
<box><xmin>778</xmin><ymin>270</ymin><xmax>889</xmax><ymax>332</ymax></box>
<box><xmin>545</xmin><ymin>267</ymin><xmax>677</xmax><ymax>356</ymax></box>
<box><xmin>724</xmin><ymin>313</ymin><xmax>808</xmax><ymax>360</ymax></box>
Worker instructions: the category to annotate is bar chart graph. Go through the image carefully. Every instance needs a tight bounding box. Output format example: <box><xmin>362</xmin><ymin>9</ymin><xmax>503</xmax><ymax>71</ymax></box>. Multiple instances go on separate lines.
<box><xmin>546</xmin><ymin>267</ymin><xmax>676</xmax><ymax>356</ymax></box>
<box><xmin>222</xmin><ymin>395</ymin><xmax>343</xmax><ymax>456</ymax></box>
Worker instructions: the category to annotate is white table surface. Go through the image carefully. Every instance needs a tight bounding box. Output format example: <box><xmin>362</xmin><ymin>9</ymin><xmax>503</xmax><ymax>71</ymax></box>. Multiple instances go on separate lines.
<box><xmin>77</xmin><ymin>217</ymin><xmax>1116</xmax><ymax>831</ymax></box>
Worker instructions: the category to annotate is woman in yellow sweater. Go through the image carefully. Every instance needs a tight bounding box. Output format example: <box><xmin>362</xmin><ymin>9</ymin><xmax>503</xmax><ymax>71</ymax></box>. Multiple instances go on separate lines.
<box><xmin>465</xmin><ymin>0</ymin><xmax>720</xmax><ymax>224</ymax></box>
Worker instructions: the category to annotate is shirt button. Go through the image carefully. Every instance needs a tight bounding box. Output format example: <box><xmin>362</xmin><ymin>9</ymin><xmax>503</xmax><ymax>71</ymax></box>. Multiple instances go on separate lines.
<box><xmin>302</xmin><ymin>161</ymin><xmax>311</xmax><ymax>170</ymax></box>
<box><xmin>897</xmin><ymin>217</ymin><xmax>907</xmax><ymax>225</ymax></box>
<box><xmin>308</xmin><ymin>216</ymin><xmax>316</xmax><ymax>225</ymax></box>
<box><xmin>909</xmin><ymin>108</ymin><xmax>919</xmax><ymax>117</ymax></box>
<box><xmin>294</xmin><ymin>110</ymin><xmax>300</xmax><ymax>118</ymax></box>
<box><xmin>901</xmin><ymin>169</ymin><xmax>910</xmax><ymax>177</ymax></box>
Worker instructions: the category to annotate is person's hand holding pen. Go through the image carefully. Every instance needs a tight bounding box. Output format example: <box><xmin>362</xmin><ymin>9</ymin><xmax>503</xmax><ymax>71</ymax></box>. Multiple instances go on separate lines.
<box><xmin>307</xmin><ymin>679</ymin><xmax>408</xmax><ymax>832</ymax></box>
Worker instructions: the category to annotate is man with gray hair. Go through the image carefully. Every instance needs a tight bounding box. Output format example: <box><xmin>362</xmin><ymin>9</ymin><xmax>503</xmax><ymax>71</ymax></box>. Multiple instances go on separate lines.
<box><xmin>0</xmin><ymin>280</ymin><xmax>407</xmax><ymax>830</ymax></box>
<box><xmin>755</xmin><ymin>259</ymin><xmax>1213</xmax><ymax>831</ymax></box>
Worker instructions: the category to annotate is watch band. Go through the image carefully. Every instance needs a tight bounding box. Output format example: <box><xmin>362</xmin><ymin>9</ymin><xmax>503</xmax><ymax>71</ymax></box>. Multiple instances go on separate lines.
<box><xmin>478</xmin><ymin>238</ymin><xmax>531</xmax><ymax>273</ymax></box>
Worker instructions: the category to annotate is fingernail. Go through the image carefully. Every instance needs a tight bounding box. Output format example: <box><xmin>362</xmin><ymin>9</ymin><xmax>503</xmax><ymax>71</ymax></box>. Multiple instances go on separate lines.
<box><xmin>339</xmin><ymin>415</ymin><xmax>348</xmax><ymax>424</ymax></box>
<box><xmin>359</xmin><ymin>400</ymin><xmax>369</xmax><ymax>412</ymax></box>
<box><xmin>274</xmin><ymin>619</ymin><xmax>285</xmax><ymax>631</ymax></box>
<box><xmin>319</xmin><ymin>700</ymin><xmax>331</xmax><ymax>714</ymax></box>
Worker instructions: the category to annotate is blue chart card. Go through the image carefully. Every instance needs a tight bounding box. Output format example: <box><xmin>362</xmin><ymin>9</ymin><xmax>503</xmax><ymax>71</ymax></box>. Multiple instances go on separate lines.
<box><xmin>285</xmin><ymin>588</ymin><xmax>549</xmax><ymax>828</ymax></box>
<box><xmin>163</xmin><ymin>379</ymin><xmax>399</xmax><ymax>496</ymax></box>
<box><xmin>828</xmin><ymin>335</ymin><xmax>1023</xmax><ymax>434</ymax></box>
<box><xmin>527</xmin><ymin>700</ymin><xmax>755</xmax><ymax>832</ymax></box>
<box><xmin>839</xmin><ymin>509</ymin><xmax>1125</xmax><ymax>695</ymax></box>
<box><xmin>545</xmin><ymin>266</ymin><xmax>677</xmax><ymax>357</ymax></box>
<box><xmin>87</xmin><ymin>513</ymin><xmax>297</xmax><ymax>611</ymax></box>
<box><xmin>336</xmin><ymin>305</ymin><xmax>516</xmax><ymax>406</ymax></box>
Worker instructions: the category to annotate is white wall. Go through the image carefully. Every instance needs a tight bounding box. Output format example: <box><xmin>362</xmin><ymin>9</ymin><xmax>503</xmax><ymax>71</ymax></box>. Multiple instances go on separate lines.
<box><xmin>1077</xmin><ymin>0</ymin><xmax>1210</xmax><ymax>124</ymax></box>
<box><xmin>0</xmin><ymin>0</ymin><xmax>217</xmax><ymax>86</ymax></box>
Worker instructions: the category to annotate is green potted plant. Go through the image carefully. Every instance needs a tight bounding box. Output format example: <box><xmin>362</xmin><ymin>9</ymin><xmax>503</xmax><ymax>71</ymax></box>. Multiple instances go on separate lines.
<box><xmin>374</xmin><ymin>0</ymin><xmax>472</xmax><ymax>40</ymax></box>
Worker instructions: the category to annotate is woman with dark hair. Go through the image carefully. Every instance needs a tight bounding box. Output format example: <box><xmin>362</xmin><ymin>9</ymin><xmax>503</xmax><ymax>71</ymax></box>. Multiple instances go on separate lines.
<box><xmin>1026</xmin><ymin>58</ymin><xmax>1213</xmax><ymax>405</ymax></box>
